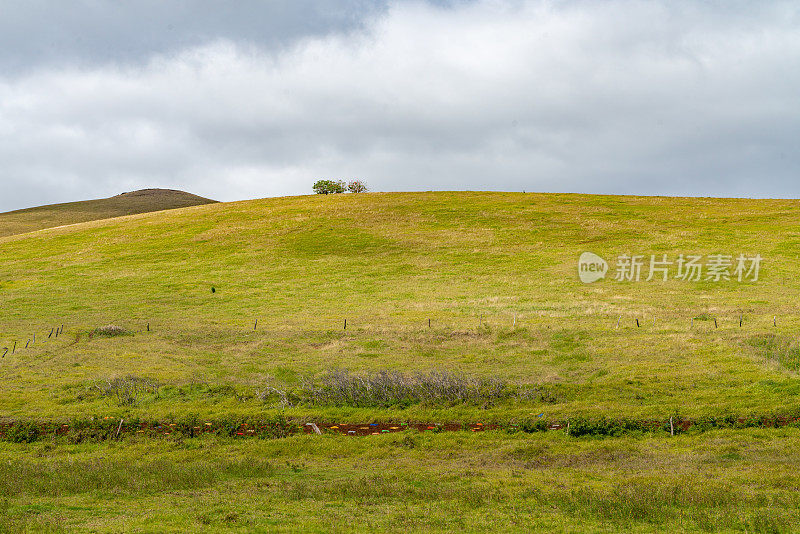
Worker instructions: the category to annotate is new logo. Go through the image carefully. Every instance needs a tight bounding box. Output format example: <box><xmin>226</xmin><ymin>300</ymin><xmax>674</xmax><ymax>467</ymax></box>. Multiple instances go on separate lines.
<box><xmin>578</xmin><ymin>252</ymin><xmax>608</xmax><ymax>283</ymax></box>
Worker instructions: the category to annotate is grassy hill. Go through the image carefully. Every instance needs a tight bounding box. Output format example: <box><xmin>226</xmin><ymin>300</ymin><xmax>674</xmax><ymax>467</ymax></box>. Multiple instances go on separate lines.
<box><xmin>0</xmin><ymin>190</ymin><xmax>797</xmax><ymax>421</ymax></box>
<box><xmin>2</xmin><ymin>191</ymin><xmax>800</xmax><ymax>531</ymax></box>
<box><xmin>0</xmin><ymin>188</ymin><xmax>216</xmax><ymax>238</ymax></box>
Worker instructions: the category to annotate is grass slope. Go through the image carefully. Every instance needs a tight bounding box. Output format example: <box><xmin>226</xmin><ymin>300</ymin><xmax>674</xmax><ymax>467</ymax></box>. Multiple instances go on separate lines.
<box><xmin>2</xmin><ymin>190</ymin><xmax>800</xmax><ymax>532</ymax></box>
<box><xmin>0</xmin><ymin>191</ymin><xmax>797</xmax><ymax>422</ymax></box>
<box><xmin>0</xmin><ymin>188</ymin><xmax>216</xmax><ymax>238</ymax></box>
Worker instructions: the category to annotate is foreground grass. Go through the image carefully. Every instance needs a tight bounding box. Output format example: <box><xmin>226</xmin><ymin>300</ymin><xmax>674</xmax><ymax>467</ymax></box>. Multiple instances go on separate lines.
<box><xmin>1</xmin><ymin>428</ymin><xmax>799</xmax><ymax>532</ymax></box>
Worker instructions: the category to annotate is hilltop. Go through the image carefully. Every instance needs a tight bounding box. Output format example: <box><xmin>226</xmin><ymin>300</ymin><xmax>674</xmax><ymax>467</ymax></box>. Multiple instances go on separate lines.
<box><xmin>0</xmin><ymin>188</ymin><xmax>216</xmax><ymax>238</ymax></box>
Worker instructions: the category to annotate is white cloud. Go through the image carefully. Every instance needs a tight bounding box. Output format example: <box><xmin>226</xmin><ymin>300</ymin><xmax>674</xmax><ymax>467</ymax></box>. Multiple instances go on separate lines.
<box><xmin>0</xmin><ymin>0</ymin><xmax>798</xmax><ymax>209</ymax></box>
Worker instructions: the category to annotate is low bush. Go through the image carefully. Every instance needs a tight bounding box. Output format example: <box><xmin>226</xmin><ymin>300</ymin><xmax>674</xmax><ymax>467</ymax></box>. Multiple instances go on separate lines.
<box><xmin>566</xmin><ymin>417</ymin><xmax>657</xmax><ymax>437</ymax></box>
<box><xmin>256</xmin><ymin>370</ymin><xmax>559</xmax><ymax>409</ymax></box>
<box><xmin>94</xmin><ymin>375</ymin><xmax>159</xmax><ymax>406</ymax></box>
<box><xmin>299</xmin><ymin>369</ymin><xmax>510</xmax><ymax>408</ymax></box>
<box><xmin>4</xmin><ymin>422</ymin><xmax>40</xmax><ymax>443</ymax></box>
<box><xmin>91</xmin><ymin>325</ymin><xmax>132</xmax><ymax>338</ymax></box>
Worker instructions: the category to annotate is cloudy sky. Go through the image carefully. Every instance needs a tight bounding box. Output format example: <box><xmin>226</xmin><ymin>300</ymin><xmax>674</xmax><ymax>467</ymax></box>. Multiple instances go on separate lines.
<box><xmin>0</xmin><ymin>0</ymin><xmax>798</xmax><ymax>210</ymax></box>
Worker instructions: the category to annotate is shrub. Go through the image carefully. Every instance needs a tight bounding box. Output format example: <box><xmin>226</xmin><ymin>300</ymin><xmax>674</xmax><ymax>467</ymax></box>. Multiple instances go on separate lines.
<box><xmin>207</xmin><ymin>415</ymin><xmax>297</xmax><ymax>439</ymax></box>
<box><xmin>92</xmin><ymin>325</ymin><xmax>131</xmax><ymax>338</ymax></box>
<box><xmin>312</xmin><ymin>180</ymin><xmax>346</xmax><ymax>195</ymax></box>
<box><xmin>298</xmin><ymin>369</ymin><xmax>510</xmax><ymax>408</ymax></box>
<box><xmin>95</xmin><ymin>375</ymin><xmax>159</xmax><ymax>406</ymax></box>
<box><xmin>64</xmin><ymin>418</ymin><xmax>120</xmax><ymax>444</ymax></box>
<box><xmin>255</xmin><ymin>386</ymin><xmax>300</xmax><ymax>408</ymax></box>
<box><xmin>4</xmin><ymin>422</ymin><xmax>40</xmax><ymax>443</ymax></box>
<box><xmin>347</xmin><ymin>180</ymin><xmax>368</xmax><ymax>193</ymax></box>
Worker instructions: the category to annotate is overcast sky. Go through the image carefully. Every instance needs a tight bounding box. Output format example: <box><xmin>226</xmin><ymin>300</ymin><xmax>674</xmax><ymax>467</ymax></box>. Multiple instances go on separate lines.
<box><xmin>0</xmin><ymin>0</ymin><xmax>798</xmax><ymax>210</ymax></box>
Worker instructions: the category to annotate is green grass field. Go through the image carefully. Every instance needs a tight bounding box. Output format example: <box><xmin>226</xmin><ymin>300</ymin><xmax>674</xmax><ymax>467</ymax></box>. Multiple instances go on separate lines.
<box><xmin>3</xmin><ymin>428</ymin><xmax>800</xmax><ymax>532</ymax></box>
<box><xmin>1</xmin><ymin>191</ymin><xmax>799</xmax><ymax>531</ymax></box>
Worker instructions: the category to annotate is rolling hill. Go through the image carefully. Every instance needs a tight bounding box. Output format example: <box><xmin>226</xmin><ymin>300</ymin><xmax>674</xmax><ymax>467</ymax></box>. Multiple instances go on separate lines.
<box><xmin>0</xmin><ymin>190</ymin><xmax>797</xmax><ymax>421</ymax></box>
<box><xmin>0</xmin><ymin>188</ymin><xmax>216</xmax><ymax>238</ymax></box>
<box><xmin>2</xmin><ymin>190</ymin><xmax>800</xmax><ymax>532</ymax></box>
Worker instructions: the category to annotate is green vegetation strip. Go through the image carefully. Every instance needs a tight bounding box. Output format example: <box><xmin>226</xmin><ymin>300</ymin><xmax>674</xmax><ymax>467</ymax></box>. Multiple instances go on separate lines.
<box><xmin>4</xmin><ymin>412</ymin><xmax>800</xmax><ymax>443</ymax></box>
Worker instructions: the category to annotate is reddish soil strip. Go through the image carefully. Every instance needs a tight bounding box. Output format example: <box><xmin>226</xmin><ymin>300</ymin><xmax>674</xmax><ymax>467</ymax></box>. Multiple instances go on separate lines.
<box><xmin>307</xmin><ymin>422</ymin><xmax>496</xmax><ymax>436</ymax></box>
<box><xmin>305</xmin><ymin>422</ymin><xmax>578</xmax><ymax>435</ymax></box>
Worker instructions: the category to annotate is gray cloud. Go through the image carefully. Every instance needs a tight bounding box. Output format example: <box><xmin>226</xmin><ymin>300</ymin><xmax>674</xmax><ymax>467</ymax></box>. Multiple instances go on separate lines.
<box><xmin>0</xmin><ymin>0</ymin><xmax>798</xmax><ymax>210</ymax></box>
<box><xmin>0</xmin><ymin>0</ymin><xmax>388</xmax><ymax>74</ymax></box>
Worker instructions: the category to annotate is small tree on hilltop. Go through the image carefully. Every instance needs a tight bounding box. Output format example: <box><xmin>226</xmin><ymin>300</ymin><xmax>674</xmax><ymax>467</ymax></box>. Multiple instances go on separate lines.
<box><xmin>347</xmin><ymin>180</ymin><xmax>368</xmax><ymax>193</ymax></box>
<box><xmin>313</xmin><ymin>180</ymin><xmax>346</xmax><ymax>195</ymax></box>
